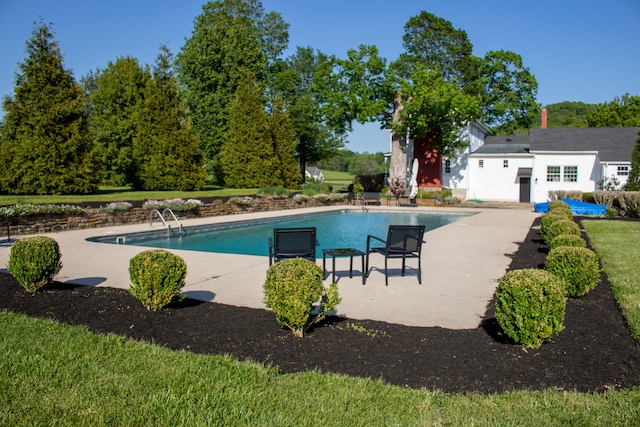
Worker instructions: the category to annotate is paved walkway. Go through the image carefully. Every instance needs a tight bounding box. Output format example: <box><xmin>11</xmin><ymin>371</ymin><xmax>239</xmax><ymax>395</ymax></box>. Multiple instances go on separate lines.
<box><xmin>0</xmin><ymin>205</ymin><xmax>539</xmax><ymax>329</ymax></box>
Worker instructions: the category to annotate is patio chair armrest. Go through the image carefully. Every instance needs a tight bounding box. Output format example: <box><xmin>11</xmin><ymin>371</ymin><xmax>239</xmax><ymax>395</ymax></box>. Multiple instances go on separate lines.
<box><xmin>268</xmin><ymin>237</ymin><xmax>274</xmax><ymax>265</ymax></box>
<box><xmin>366</xmin><ymin>234</ymin><xmax>385</xmax><ymax>251</ymax></box>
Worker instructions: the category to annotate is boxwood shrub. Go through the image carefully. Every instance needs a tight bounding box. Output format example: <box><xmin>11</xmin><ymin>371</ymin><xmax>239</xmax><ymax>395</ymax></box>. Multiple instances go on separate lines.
<box><xmin>7</xmin><ymin>236</ymin><xmax>62</xmax><ymax>294</ymax></box>
<box><xmin>263</xmin><ymin>258</ymin><xmax>341</xmax><ymax>338</ymax></box>
<box><xmin>548</xmin><ymin>234</ymin><xmax>587</xmax><ymax>250</ymax></box>
<box><xmin>495</xmin><ymin>269</ymin><xmax>567</xmax><ymax>349</ymax></box>
<box><xmin>129</xmin><ymin>250</ymin><xmax>187</xmax><ymax>311</ymax></box>
<box><xmin>548</xmin><ymin>200</ymin><xmax>573</xmax><ymax>215</ymax></box>
<box><xmin>546</xmin><ymin>246</ymin><xmax>600</xmax><ymax>297</ymax></box>
<box><xmin>542</xmin><ymin>219</ymin><xmax>581</xmax><ymax>245</ymax></box>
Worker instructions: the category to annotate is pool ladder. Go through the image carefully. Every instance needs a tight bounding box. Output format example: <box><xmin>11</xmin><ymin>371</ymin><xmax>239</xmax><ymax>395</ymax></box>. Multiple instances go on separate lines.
<box><xmin>150</xmin><ymin>208</ymin><xmax>185</xmax><ymax>236</ymax></box>
<box><xmin>356</xmin><ymin>193</ymin><xmax>369</xmax><ymax>212</ymax></box>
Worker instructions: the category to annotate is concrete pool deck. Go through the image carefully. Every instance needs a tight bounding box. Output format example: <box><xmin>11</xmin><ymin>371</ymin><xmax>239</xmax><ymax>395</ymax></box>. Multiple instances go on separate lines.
<box><xmin>0</xmin><ymin>205</ymin><xmax>539</xmax><ymax>329</ymax></box>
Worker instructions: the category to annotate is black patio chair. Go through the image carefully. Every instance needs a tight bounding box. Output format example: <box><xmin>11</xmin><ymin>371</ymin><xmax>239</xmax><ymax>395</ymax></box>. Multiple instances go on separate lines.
<box><xmin>268</xmin><ymin>227</ymin><xmax>318</xmax><ymax>266</ymax></box>
<box><xmin>365</xmin><ymin>225</ymin><xmax>425</xmax><ymax>286</ymax></box>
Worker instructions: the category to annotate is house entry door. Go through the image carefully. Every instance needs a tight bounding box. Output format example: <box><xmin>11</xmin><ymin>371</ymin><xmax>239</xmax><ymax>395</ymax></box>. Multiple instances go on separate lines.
<box><xmin>519</xmin><ymin>178</ymin><xmax>531</xmax><ymax>203</ymax></box>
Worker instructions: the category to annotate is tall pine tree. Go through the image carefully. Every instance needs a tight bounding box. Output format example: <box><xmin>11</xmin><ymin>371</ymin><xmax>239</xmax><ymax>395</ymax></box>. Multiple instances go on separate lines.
<box><xmin>0</xmin><ymin>21</ymin><xmax>100</xmax><ymax>194</ymax></box>
<box><xmin>219</xmin><ymin>77</ymin><xmax>276</xmax><ymax>188</ymax></box>
<box><xmin>132</xmin><ymin>45</ymin><xmax>206</xmax><ymax>191</ymax></box>
<box><xmin>269</xmin><ymin>101</ymin><xmax>300</xmax><ymax>188</ymax></box>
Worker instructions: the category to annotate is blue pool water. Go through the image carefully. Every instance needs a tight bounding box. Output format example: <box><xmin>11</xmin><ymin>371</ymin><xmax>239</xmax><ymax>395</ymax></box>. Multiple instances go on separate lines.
<box><xmin>88</xmin><ymin>210</ymin><xmax>472</xmax><ymax>257</ymax></box>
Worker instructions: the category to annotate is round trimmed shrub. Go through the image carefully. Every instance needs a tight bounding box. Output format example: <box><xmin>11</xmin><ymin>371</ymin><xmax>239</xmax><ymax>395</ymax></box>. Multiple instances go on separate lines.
<box><xmin>495</xmin><ymin>269</ymin><xmax>567</xmax><ymax>349</ymax></box>
<box><xmin>540</xmin><ymin>210</ymin><xmax>573</xmax><ymax>235</ymax></box>
<box><xmin>543</xmin><ymin>219</ymin><xmax>581</xmax><ymax>245</ymax></box>
<box><xmin>263</xmin><ymin>258</ymin><xmax>341</xmax><ymax>338</ymax></box>
<box><xmin>546</xmin><ymin>246</ymin><xmax>600</xmax><ymax>297</ymax></box>
<box><xmin>129</xmin><ymin>249</ymin><xmax>187</xmax><ymax>311</ymax></box>
<box><xmin>548</xmin><ymin>200</ymin><xmax>573</xmax><ymax>215</ymax></box>
<box><xmin>548</xmin><ymin>234</ymin><xmax>587</xmax><ymax>250</ymax></box>
<box><xmin>7</xmin><ymin>236</ymin><xmax>62</xmax><ymax>294</ymax></box>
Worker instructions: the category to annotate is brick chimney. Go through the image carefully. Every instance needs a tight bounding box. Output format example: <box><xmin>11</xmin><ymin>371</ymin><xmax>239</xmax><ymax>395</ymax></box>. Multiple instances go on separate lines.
<box><xmin>541</xmin><ymin>108</ymin><xmax>548</xmax><ymax>129</ymax></box>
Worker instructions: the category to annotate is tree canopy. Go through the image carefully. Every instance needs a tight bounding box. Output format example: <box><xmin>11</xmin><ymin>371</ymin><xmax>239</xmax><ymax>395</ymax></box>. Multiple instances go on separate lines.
<box><xmin>585</xmin><ymin>94</ymin><xmax>640</xmax><ymax>128</ymax></box>
<box><xmin>0</xmin><ymin>22</ymin><xmax>100</xmax><ymax>195</ymax></box>
<box><xmin>176</xmin><ymin>0</ymin><xmax>287</xmax><ymax>178</ymax></box>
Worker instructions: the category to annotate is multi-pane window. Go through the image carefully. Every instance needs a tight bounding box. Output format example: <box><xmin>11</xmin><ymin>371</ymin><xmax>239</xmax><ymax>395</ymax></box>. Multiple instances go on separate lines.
<box><xmin>546</xmin><ymin>166</ymin><xmax>561</xmax><ymax>182</ymax></box>
<box><xmin>563</xmin><ymin>166</ymin><xmax>578</xmax><ymax>182</ymax></box>
<box><xmin>503</xmin><ymin>160</ymin><xmax>509</xmax><ymax>168</ymax></box>
<box><xmin>618</xmin><ymin>166</ymin><xmax>629</xmax><ymax>176</ymax></box>
<box><xmin>445</xmin><ymin>159</ymin><xmax>451</xmax><ymax>174</ymax></box>
<box><xmin>479</xmin><ymin>159</ymin><xmax>484</xmax><ymax>168</ymax></box>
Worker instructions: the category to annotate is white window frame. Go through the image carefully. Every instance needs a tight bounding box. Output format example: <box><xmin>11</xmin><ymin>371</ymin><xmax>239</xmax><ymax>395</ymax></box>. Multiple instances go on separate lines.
<box><xmin>563</xmin><ymin>166</ymin><xmax>578</xmax><ymax>182</ymax></box>
<box><xmin>617</xmin><ymin>166</ymin><xmax>629</xmax><ymax>176</ymax></box>
<box><xmin>546</xmin><ymin>165</ymin><xmax>561</xmax><ymax>182</ymax></box>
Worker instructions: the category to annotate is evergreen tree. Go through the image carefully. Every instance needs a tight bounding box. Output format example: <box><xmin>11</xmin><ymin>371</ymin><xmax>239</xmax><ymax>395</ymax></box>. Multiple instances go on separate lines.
<box><xmin>87</xmin><ymin>56</ymin><xmax>149</xmax><ymax>186</ymax></box>
<box><xmin>0</xmin><ymin>22</ymin><xmax>101</xmax><ymax>195</ymax></box>
<box><xmin>132</xmin><ymin>45</ymin><xmax>206</xmax><ymax>191</ymax></box>
<box><xmin>627</xmin><ymin>131</ymin><xmax>640</xmax><ymax>191</ymax></box>
<box><xmin>219</xmin><ymin>78</ymin><xmax>275</xmax><ymax>188</ymax></box>
<box><xmin>269</xmin><ymin>101</ymin><xmax>300</xmax><ymax>188</ymax></box>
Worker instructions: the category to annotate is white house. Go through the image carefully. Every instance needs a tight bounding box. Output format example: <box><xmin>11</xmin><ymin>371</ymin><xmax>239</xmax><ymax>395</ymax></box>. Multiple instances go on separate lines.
<box><xmin>440</xmin><ymin>127</ymin><xmax>638</xmax><ymax>204</ymax></box>
<box><xmin>305</xmin><ymin>166</ymin><xmax>324</xmax><ymax>182</ymax></box>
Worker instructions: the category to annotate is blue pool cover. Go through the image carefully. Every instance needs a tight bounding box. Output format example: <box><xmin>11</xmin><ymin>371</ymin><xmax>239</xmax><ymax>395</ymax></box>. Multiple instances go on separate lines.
<box><xmin>533</xmin><ymin>198</ymin><xmax>606</xmax><ymax>215</ymax></box>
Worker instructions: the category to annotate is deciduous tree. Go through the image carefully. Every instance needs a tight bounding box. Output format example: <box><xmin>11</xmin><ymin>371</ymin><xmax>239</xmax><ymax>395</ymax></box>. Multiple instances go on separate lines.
<box><xmin>0</xmin><ymin>22</ymin><xmax>100</xmax><ymax>195</ymax></box>
<box><xmin>585</xmin><ymin>94</ymin><xmax>640</xmax><ymax>127</ymax></box>
<box><xmin>391</xmin><ymin>67</ymin><xmax>480</xmax><ymax>157</ymax></box>
<box><xmin>176</xmin><ymin>0</ymin><xmax>287</xmax><ymax>179</ymax></box>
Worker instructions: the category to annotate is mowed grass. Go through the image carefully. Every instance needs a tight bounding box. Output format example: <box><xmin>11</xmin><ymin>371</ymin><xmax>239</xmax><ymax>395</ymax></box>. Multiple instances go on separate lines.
<box><xmin>1</xmin><ymin>218</ymin><xmax>640</xmax><ymax>424</ymax></box>
<box><xmin>322</xmin><ymin>170</ymin><xmax>355</xmax><ymax>191</ymax></box>
<box><xmin>582</xmin><ymin>220</ymin><xmax>640</xmax><ymax>342</ymax></box>
<box><xmin>0</xmin><ymin>185</ymin><xmax>257</xmax><ymax>206</ymax></box>
<box><xmin>1</xmin><ymin>311</ymin><xmax>639</xmax><ymax>426</ymax></box>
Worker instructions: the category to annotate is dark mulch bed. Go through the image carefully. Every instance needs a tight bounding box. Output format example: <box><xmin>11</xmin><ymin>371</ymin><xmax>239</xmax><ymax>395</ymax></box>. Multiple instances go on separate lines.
<box><xmin>2</xmin><ymin>217</ymin><xmax>639</xmax><ymax>394</ymax></box>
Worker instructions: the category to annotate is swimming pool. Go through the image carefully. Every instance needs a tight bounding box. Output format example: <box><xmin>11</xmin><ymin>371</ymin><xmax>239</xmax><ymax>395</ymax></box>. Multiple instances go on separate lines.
<box><xmin>88</xmin><ymin>210</ymin><xmax>473</xmax><ymax>257</ymax></box>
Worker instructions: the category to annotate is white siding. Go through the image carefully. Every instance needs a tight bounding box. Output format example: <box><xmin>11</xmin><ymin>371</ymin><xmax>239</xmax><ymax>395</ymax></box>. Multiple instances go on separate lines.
<box><xmin>467</xmin><ymin>154</ymin><xmax>533</xmax><ymax>202</ymax></box>
<box><xmin>441</xmin><ymin>123</ymin><xmax>489</xmax><ymax>195</ymax></box>
<box><xmin>531</xmin><ymin>151</ymin><xmax>599</xmax><ymax>203</ymax></box>
<box><xmin>601</xmin><ymin>162</ymin><xmax>632</xmax><ymax>189</ymax></box>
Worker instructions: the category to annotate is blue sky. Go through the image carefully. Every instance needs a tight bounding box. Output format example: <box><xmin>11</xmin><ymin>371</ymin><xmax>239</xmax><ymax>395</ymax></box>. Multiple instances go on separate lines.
<box><xmin>1</xmin><ymin>0</ymin><xmax>639</xmax><ymax>154</ymax></box>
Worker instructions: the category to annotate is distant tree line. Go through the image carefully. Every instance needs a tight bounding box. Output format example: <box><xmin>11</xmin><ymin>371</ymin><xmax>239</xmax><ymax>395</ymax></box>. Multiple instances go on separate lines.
<box><xmin>2</xmin><ymin>0</ymin><xmax>638</xmax><ymax>195</ymax></box>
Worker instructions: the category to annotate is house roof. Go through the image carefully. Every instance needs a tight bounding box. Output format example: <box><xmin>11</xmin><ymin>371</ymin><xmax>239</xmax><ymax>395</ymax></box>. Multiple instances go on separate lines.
<box><xmin>529</xmin><ymin>127</ymin><xmax>638</xmax><ymax>162</ymax></box>
<box><xmin>472</xmin><ymin>134</ymin><xmax>530</xmax><ymax>154</ymax></box>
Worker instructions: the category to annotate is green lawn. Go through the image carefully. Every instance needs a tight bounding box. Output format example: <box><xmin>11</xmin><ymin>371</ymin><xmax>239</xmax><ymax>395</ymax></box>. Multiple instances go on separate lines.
<box><xmin>0</xmin><ymin>186</ymin><xmax>258</xmax><ymax>206</ymax></box>
<box><xmin>582</xmin><ymin>220</ymin><xmax>640</xmax><ymax>342</ymax></box>
<box><xmin>1</xmin><ymin>218</ymin><xmax>639</xmax><ymax>425</ymax></box>
<box><xmin>322</xmin><ymin>170</ymin><xmax>355</xmax><ymax>191</ymax></box>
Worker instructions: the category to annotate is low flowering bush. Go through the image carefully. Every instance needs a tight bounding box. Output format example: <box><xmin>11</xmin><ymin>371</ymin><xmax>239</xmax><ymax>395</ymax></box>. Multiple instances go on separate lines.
<box><xmin>99</xmin><ymin>201</ymin><xmax>133</xmax><ymax>213</ymax></box>
<box><xmin>142</xmin><ymin>198</ymin><xmax>202</xmax><ymax>211</ymax></box>
<box><xmin>7</xmin><ymin>236</ymin><xmax>62</xmax><ymax>294</ymax></box>
<box><xmin>129</xmin><ymin>249</ymin><xmax>187</xmax><ymax>310</ymax></box>
<box><xmin>495</xmin><ymin>269</ymin><xmax>567</xmax><ymax>349</ymax></box>
<box><xmin>546</xmin><ymin>246</ymin><xmax>600</xmax><ymax>297</ymax></box>
<box><xmin>263</xmin><ymin>258</ymin><xmax>341</xmax><ymax>338</ymax></box>
<box><xmin>228</xmin><ymin>196</ymin><xmax>255</xmax><ymax>206</ymax></box>
<box><xmin>142</xmin><ymin>200</ymin><xmax>164</xmax><ymax>210</ymax></box>
<box><xmin>0</xmin><ymin>203</ymin><xmax>84</xmax><ymax>218</ymax></box>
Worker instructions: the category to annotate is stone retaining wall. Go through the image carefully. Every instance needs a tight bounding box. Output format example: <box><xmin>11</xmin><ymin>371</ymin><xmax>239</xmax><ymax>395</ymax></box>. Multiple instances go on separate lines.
<box><xmin>3</xmin><ymin>197</ymin><xmax>348</xmax><ymax>237</ymax></box>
